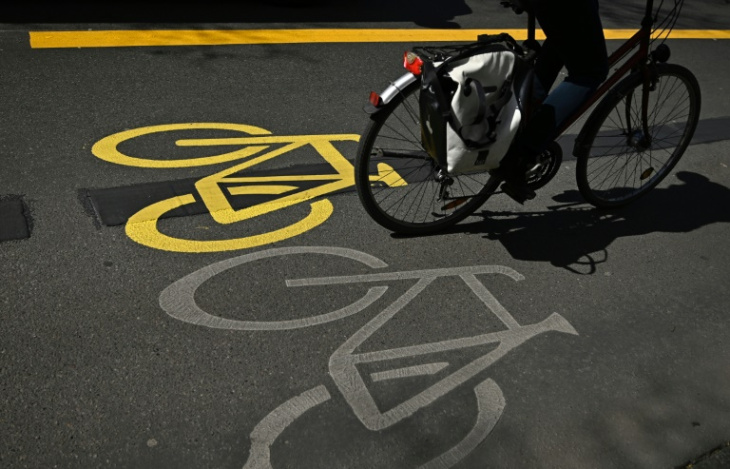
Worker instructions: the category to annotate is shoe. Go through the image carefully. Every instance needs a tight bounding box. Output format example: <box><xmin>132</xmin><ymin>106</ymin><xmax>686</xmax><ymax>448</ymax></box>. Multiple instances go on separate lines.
<box><xmin>500</xmin><ymin>180</ymin><xmax>536</xmax><ymax>204</ymax></box>
<box><xmin>494</xmin><ymin>152</ymin><xmax>537</xmax><ymax>204</ymax></box>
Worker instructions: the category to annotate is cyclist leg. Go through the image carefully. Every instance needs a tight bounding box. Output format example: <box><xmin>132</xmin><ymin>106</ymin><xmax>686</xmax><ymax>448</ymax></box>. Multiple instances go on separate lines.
<box><xmin>525</xmin><ymin>0</ymin><xmax>609</xmax><ymax>151</ymax></box>
<box><xmin>500</xmin><ymin>0</ymin><xmax>608</xmax><ymax>202</ymax></box>
<box><xmin>532</xmin><ymin>36</ymin><xmax>564</xmax><ymax>106</ymax></box>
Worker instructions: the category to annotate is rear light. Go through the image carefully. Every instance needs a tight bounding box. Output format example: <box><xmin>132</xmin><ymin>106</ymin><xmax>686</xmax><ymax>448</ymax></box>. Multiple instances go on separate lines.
<box><xmin>403</xmin><ymin>51</ymin><xmax>424</xmax><ymax>76</ymax></box>
<box><xmin>369</xmin><ymin>91</ymin><xmax>382</xmax><ymax>107</ymax></box>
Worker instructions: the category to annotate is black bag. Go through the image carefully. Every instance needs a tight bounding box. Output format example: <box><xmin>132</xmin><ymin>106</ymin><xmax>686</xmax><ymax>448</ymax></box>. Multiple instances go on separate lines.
<box><xmin>418</xmin><ymin>60</ymin><xmax>451</xmax><ymax>171</ymax></box>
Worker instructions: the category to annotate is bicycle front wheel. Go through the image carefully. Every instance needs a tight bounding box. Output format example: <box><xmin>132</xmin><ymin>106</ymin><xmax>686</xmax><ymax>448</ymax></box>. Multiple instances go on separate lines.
<box><xmin>576</xmin><ymin>63</ymin><xmax>701</xmax><ymax>208</ymax></box>
<box><xmin>354</xmin><ymin>81</ymin><xmax>498</xmax><ymax>235</ymax></box>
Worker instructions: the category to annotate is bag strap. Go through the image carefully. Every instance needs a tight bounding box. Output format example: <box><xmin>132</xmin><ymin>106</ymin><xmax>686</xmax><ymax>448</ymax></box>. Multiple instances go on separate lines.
<box><xmin>454</xmin><ymin>77</ymin><xmax>514</xmax><ymax>148</ymax></box>
<box><xmin>463</xmin><ymin>78</ymin><xmax>492</xmax><ymax>126</ymax></box>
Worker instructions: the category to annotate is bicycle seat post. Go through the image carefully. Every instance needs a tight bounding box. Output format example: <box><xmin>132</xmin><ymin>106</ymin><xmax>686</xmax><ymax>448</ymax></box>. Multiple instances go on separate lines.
<box><xmin>522</xmin><ymin>9</ymin><xmax>541</xmax><ymax>54</ymax></box>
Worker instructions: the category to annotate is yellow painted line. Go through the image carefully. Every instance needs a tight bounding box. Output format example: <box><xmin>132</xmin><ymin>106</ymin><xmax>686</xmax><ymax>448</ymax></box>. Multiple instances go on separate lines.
<box><xmin>223</xmin><ymin>175</ymin><xmax>343</xmax><ymax>182</ymax></box>
<box><xmin>126</xmin><ymin>194</ymin><xmax>335</xmax><ymax>253</ymax></box>
<box><xmin>30</xmin><ymin>28</ymin><xmax>730</xmax><ymax>49</ymax></box>
<box><xmin>227</xmin><ymin>185</ymin><xmax>298</xmax><ymax>196</ymax></box>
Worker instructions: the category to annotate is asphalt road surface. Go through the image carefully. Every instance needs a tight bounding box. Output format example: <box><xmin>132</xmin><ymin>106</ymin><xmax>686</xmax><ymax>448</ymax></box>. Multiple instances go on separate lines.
<box><xmin>2</xmin><ymin>1</ymin><xmax>730</xmax><ymax>468</ymax></box>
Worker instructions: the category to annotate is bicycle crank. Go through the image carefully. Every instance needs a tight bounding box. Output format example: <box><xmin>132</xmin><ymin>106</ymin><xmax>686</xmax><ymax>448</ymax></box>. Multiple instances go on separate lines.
<box><xmin>526</xmin><ymin>141</ymin><xmax>563</xmax><ymax>190</ymax></box>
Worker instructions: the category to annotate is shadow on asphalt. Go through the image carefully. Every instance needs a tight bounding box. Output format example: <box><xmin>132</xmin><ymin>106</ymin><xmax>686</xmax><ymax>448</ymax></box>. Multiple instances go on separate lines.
<box><xmin>559</xmin><ymin>116</ymin><xmax>730</xmax><ymax>162</ymax></box>
<box><xmin>4</xmin><ymin>0</ymin><xmax>472</xmax><ymax>28</ymax></box>
<box><xmin>6</xmin><ymin>1</ymin><xmax>727</xmax><ymax>29</ymax></box>
<box><xmin>432</xmin><ymin>171</ymin><xmax>730</xmax><ymax>274</ymax></box>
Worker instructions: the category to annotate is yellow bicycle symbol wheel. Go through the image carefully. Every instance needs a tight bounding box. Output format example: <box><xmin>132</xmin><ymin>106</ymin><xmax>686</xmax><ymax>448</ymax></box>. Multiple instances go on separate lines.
<box><xmin>92</xmin><ymin>123</ymin><xmax>395</xmax><ymax>253</ymax></box>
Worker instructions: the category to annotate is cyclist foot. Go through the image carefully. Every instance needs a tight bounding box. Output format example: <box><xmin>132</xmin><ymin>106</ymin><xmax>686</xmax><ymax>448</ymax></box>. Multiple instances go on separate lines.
<box><xmin>500</xmin><ymin>180</ymin><xmax>536</xmax><ymax>204</ymax></box>
<box><xmin>493</xmin><ymin>155</ymin><xmax>538</xmax><ymax>204</ymax></box>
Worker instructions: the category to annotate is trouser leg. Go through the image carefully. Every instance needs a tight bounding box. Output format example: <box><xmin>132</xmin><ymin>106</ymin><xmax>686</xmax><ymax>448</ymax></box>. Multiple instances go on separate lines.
<box><xmin>518</xmin><ymin>0</ymin><xmax>609</xmax><ymax>157</ymax></box>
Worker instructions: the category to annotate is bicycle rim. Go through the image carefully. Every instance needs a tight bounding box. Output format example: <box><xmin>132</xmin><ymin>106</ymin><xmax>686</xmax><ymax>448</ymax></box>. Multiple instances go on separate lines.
<box><xmin>577</xmin><ymin>63</ymin><xmax>701</xmax><ymax>208</ymax></box>
<box><xmin>355</xmin><ymin>81</ymin><xmax>497</xmax><ymax>234</ymax></box>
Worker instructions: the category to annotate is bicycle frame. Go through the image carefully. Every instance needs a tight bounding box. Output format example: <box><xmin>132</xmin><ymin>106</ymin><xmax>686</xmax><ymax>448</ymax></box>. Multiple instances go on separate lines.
<box><xmin>549</xmin><ymin>0</ymin><xmax>657</xmax><ymax>146</ymax></box>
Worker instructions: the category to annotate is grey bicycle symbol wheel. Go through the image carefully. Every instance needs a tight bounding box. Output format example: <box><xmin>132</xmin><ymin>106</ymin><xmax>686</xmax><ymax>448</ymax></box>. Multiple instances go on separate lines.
<box><xmin>159</xmin><ymin>246</ymin><xmax>390</xmax><ymax>330</ymax></box>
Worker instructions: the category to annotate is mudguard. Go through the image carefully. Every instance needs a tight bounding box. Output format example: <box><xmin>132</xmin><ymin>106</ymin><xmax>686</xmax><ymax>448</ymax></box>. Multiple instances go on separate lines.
<box><xmin>364</xmin><ymin>72</ymin><xmax>418</xmax><ymax>114</ymax></box>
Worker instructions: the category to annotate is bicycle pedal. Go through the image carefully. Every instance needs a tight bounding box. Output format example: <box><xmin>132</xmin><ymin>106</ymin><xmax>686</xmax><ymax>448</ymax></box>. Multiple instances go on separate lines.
<box><xmin>500</xmin><ymin>181</ymin><xmax>536</xmax><ymax>204</ymax></box>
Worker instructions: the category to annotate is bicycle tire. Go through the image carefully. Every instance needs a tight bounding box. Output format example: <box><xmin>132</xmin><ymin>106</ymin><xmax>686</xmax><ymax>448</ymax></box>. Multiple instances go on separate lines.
<box><xmin>354</xmin><ymin>81</ymin><xmax>498</xmax><ymax>235</ymax></box>
<box><xmin>576</xmin><ymin>63</ymin><xmax>701</xmax><ymax>208</ymax></box>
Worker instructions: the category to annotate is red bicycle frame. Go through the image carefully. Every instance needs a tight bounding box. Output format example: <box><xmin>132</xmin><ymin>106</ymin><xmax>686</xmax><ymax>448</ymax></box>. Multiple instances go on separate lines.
<box><xmin>522</xmin><ymin>0</ymin><xmax>657</xmax><ymax>139</ymax></box>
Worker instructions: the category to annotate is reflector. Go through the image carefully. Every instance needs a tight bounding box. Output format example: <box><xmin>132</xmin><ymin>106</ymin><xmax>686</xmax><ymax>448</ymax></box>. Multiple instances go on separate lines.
<box><xmin>403</xmin><ymin>51</ymin><xmax>424</xmax><ymax>76</ymax></box>
<box><xmin>369</xmin><ymin>91</ymin><xmax>382</xmax><ymax>107</ymax></box>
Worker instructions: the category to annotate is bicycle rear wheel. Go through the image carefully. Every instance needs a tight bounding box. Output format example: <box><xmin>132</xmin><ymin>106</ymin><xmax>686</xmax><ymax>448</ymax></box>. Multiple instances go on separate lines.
<box><xmin>576</xmin><ymin>63</ymin><xmax>701</xmax><ymax>208</ymax></box>
<box><xmin>354</xmin><ymin>81</ymin><xmax>498</xmax><ymax>234</ymax></box>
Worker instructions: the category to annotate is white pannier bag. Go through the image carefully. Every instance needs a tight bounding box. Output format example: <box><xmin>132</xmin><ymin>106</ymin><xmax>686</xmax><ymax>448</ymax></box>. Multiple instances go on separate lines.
<box><xmin>444</xmin><ymin>50</ymin><xmax>522</xmax><ymax>175</ymax></box>
<box><xmin>416</xmin><ymin>35</ymin><xmax>525</xmax><ymax>177</ymax></box>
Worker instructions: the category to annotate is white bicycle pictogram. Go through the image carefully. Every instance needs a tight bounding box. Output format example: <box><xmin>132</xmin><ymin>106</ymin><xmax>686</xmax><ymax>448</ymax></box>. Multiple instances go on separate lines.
<box><xmin>159</xmin><ymin>247</ymin><xmax>579</xmax><ymax>468</ymax></box>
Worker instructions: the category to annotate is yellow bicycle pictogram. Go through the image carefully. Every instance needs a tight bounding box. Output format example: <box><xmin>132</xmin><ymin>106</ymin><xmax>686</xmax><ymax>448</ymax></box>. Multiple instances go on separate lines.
<box><xmin>91</xmin><ymin>123</ymin><xmax>405</xmax><ymax>253</ymax></box>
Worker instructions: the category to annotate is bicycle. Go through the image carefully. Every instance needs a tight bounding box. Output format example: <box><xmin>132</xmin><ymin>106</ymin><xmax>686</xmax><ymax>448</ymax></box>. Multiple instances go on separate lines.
<box><xmin>354</xmin><ymin>0</ymin><xmax>701</xmax><ymax>235</ymax></box>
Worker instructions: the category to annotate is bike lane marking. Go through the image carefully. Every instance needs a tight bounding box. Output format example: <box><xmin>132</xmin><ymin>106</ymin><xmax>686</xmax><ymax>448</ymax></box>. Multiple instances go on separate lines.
<box><xmin>370</xmin><ymin>362</ymin><xmax>449</xmax><ymax>382</ymax></box>
<box><xmin>126</xmin><ymin>197</ymin><xmax>335</xmax><ymax>253</ymax></box>
<box><xmin>160</xmin><ymin>246</ymin><xmax>579</xmax><ymax>468</ymax></box>
<box><xmin>159</xmin><ymin>246</ymin><xmax>389</xmax><ymax>330</ymax></box>
<box><xmin>87</xmin><ymin>123</ymin><xmax>390</xmax><ymax>253</ymax></box>
<box><xmin>244</xmin><ymin>385</ymin><xmax>333</xmax><ymax>469</ymax></box>
<box><xmin>419</xmin><ymin>379</ymin><xmax>505</xmax><ymax>469</ymax></box>
<box><xmin>241</xmin><ymin>379</ymin><xmax>505</xmax><ymax>469</ymax></box>
<box><xmin>189</xmin><ymin>136</ymin><xmax>356</xmax><ymax>224</ymax></box>
<box><xmin>29</xmin><ymin>29</ymin><xmax>730</xmax><ymax>48</ymax></box>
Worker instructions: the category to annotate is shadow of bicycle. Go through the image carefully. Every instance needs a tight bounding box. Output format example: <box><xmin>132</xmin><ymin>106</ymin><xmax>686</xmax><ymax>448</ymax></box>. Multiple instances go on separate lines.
<box><xmin>559</xmin><ymin>116</ymin><xmax>730</xmax><ymax>161</ymax></box>
<box><xmin>459</xmin><ymin>171</ymin><xmax>730</xmax><ymax>274</ymax></box>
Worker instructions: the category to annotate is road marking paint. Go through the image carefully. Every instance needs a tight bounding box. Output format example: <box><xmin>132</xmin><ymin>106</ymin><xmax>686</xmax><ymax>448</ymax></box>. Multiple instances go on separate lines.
<box><xmin>419</xmin><ymin>379</ymin><xmax>505</xmax><ymax>469</ymax></box>
<box><xmin>92</xmin><ymin>123</ymin><xmax>273</xmax><ymax>168</ymax></box>
<box><xmin>164</xmin><ymin>247</ymin><xmax>579</xmax><ymax>467</ymax></box>
<box><xmin>285</xmin><ymin>264</ymin><xmax>525</xmax><ymax>287</ymax></box>
<box><xmin>30</xmin><ymin>29</ymin><xmax>730</xmax><ymax>49</ymax></box>
<box><xmin>461</xmin><ymin>273</ymin><xmax>521</xmax><ymax>330</ymax></box>
<box><xmin>227</xmin><ymin>185</ymin><xmax>298</xmax><ymax>196</ymax></box>
<box><xmin>126</xmin><ymin>195</ymin><xmax>334</xmax><ymax>253</ymax></box>
<box><xmin>374</xmin><ymin>163</ymin><xmax>408</xmax><ymax>187</ymax></box>
<box><xmin>159</xmin><ymin>246</ymin><xmax>389</xmax><ymax>329</ymax></box>
<box><xmin>193</xmin><ymin>137</ymin><xmax>355</xmax><ymax>225</ymax></box>
<box><xmin>370</xmin><ymin>362</ymin><xmax>450</xmax><ymax>382</ymax></box>
<box><xmin>92</xmin><ymin>123</ymin><xmax>373</xmax><ymax>252</ymax></box>
<box><xmin>243</xmin><ymin>385</ymin><xmax>332</xmax><ymax>469</ymax></box>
